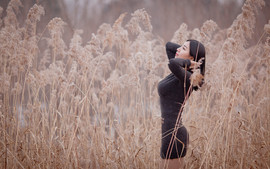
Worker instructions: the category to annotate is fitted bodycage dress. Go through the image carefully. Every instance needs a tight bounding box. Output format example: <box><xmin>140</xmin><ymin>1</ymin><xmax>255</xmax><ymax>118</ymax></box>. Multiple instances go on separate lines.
<box><xmin>158</xmin><ymin>42</ymin><xmax>192</xmax><ymax>159</ymax></box>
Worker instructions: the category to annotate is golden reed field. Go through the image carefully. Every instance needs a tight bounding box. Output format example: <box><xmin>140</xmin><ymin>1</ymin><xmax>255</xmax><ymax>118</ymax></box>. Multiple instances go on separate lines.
<box><xmin>0</xmin><ymin>0</ymin><xmax>269</xmax><ymax>168</ymax></box>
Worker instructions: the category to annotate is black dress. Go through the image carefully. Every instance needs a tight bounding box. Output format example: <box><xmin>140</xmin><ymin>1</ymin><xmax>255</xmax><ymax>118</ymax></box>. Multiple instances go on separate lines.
<box><xmin>158</xmin><ymin>42</ymin><xmax>192</xmax><ymax>159</ymax></box>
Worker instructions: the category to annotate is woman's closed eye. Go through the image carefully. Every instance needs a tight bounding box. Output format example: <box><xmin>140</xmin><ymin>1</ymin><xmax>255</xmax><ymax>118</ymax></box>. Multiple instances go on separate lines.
<box><xmin>183</xmin><ymin>45</ymin><xmax>188</xmax><ymax>50</ymax></box>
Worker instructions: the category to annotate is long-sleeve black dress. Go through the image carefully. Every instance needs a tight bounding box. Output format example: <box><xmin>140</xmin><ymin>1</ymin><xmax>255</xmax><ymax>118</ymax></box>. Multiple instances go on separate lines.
<box><xmin>158</xmin><ymin>42</ymin><xmax>192</xmax><ymax>159</ymax></box>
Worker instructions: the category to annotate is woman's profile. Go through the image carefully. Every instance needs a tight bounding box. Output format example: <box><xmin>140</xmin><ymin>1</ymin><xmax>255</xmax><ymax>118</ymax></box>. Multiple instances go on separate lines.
<box><xmin>158</xmin><ymin>40</ymin><xmax>206</xmax><ymax>168</ymax></box>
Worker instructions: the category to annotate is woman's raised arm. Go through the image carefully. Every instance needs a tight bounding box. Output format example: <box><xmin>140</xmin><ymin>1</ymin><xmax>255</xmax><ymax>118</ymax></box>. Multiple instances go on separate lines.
<box><xmin>166</xmin><ymin>42</ymin><xmax>180</xmax><ymax>60</ymax></box>
<box><xmin>168</xmin><ymin>58</ymin><xmax>192</xmax><ymax>81</ymax></box>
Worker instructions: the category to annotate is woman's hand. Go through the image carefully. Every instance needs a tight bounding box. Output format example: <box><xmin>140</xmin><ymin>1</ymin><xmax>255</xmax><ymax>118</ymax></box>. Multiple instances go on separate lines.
<box><xmin>190</xmin><ymin>60</ymin><xmax>202</xmax><ymax>69</ymax></box>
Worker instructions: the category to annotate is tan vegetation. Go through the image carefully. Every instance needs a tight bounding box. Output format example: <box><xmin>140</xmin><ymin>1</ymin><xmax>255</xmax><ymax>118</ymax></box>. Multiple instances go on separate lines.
<box><xmin>0</xmin><ymin>0</ymin><xmax>269</xmax><ymax>168</ymax></box>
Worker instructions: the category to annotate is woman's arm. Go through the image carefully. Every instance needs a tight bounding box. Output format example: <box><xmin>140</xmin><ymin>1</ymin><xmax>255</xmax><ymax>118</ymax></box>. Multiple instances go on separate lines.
<box><xmin>166</xmin><ymin>42</ymin><xmax>180</xmax><ymax>60</ymax></box>
<box><xmin>168</xmin><ymin>58</ymin><xmax>192</xmax><ymax>81</ymax></box>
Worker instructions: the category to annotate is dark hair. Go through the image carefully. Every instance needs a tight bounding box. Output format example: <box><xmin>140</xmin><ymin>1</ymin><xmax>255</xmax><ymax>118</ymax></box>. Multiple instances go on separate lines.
<box><xmin>187</xmin><ymin>39</ymin><xmax>206</xmax><ymax>75</ymax></box>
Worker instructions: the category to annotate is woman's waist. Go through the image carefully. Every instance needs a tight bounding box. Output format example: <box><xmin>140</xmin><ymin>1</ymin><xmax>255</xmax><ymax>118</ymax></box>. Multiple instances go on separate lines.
<box><xmin>159</xmin><ymin>98</ymin><xmax>184</xmax><ymax>113</ymax></box>
<box><xmin>161</xmin><ymin>110</ymin><xmax>183</xmax><ymax>119</ymax></box>
<box><xmin>161</xmin><ymin>116</ymin><xmax>183</xmax><ymax>124</ymax></box>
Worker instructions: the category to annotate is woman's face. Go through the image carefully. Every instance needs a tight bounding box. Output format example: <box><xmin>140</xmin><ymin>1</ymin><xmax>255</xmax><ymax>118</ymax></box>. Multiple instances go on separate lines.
<box><xmin>175</xmin><ymin>41</ymin><xmax>193</xmax><ymax>60</ymax></box>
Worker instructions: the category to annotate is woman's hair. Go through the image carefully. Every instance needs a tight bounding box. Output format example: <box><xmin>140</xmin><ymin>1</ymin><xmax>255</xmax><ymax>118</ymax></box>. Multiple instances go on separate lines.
<box><xmin>187</xmin><ymin>39</ymin><xmax>206</xmax><ymax>76</ymax></box>
<box><xmin>187</xmin><ymin>39</ymin><xmax>206</xmax><ymax>90</ymax></box>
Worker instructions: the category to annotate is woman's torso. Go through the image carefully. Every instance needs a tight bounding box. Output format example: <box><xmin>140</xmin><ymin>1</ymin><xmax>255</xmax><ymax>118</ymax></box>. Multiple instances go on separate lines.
<box><xmin>158</xmin><ymin>73</ymin><xmax>191</xmax><ymax>120</ymax></box>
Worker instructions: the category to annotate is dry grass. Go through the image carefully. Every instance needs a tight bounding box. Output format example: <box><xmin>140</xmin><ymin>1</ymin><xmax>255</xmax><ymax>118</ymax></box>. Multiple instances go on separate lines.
<box><xmin>0</xmin><ymin>0</ymin><xmax>269</xmax><ymax>168</ymax></box>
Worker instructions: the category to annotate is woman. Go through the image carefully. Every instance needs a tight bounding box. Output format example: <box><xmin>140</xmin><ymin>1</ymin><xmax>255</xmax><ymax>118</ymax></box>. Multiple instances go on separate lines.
<box><xmin>158</xmin><ymin>40</ymin><xmax>205</xmax><ymax>168</ymax></box>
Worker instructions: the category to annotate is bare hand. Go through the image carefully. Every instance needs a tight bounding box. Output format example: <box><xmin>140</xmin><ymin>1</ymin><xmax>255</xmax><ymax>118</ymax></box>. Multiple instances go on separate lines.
<box><xmin>190</xmin><ymin>60</ymin><xmax>202</xmax><ymax>69</ymax></box>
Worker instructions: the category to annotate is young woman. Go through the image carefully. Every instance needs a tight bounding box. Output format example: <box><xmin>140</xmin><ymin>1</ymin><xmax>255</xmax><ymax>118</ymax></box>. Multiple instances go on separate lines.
<box><xmin>158</xmin><ymin>40</ymin><xmax>205</xmax><ymax>168</ymax></box>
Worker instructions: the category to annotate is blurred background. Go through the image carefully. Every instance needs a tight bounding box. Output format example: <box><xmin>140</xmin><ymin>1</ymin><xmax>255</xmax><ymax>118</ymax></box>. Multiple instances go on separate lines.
<box><xmin>0</xmin><ymin>0</ymin><xmax>269</xmax><ymax>44</ymax></box>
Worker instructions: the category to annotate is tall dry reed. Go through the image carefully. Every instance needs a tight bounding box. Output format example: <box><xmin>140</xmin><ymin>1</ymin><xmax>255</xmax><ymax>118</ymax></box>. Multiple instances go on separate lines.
<box><xmin>0</xmin><ymin>0</ymin><xmax>269</xmax><ymax>168</ymax></box>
